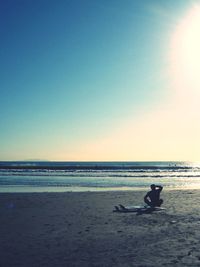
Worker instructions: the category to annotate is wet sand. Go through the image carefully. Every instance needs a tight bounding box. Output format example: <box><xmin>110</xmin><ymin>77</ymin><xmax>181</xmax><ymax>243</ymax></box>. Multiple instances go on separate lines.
<box><xmin>0</xmin><ymin>190</ymin><xmax>200</xmax><ymax>266</ymax></box>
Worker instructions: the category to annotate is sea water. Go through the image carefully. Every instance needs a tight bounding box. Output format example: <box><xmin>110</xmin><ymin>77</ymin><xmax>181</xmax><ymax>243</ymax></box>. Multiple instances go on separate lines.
<box><xmin>0</xmin><ymin>161</ymin><xmax>200</xmax><ymax>192</ymax></box>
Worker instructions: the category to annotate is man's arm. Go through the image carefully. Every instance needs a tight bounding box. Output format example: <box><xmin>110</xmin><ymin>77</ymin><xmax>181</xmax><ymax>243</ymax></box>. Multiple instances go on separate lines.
<box><xmin>156</xmin><ymin>185</ymin><xmax>163</xmax><ymax>191</ymax></box>
<box><xmin>144</xmin><ymin>192</ymin><xmax>150</xmax><ymax>201</ymax></box>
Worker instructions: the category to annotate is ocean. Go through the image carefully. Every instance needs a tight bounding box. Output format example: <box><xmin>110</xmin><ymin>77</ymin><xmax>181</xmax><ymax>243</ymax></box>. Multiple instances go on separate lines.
<box><xmin>0</xmin><ymin>161</ymin><xmax>200</xmax><ymax>192</ymax></box>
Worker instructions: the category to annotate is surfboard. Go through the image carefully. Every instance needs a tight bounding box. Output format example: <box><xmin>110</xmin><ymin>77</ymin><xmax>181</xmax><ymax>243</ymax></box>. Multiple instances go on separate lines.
<box><xmin>113</xmin><ymin>204</ymin><xmax>165</xmax><ymax>213</ymax></box>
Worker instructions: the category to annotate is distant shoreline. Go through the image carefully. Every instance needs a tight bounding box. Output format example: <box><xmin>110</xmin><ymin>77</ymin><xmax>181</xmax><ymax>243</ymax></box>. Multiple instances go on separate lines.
<box><xmin>0</xmin><ymin>186</ymin><xmax>199</xmax><ymax>193</ymax></box>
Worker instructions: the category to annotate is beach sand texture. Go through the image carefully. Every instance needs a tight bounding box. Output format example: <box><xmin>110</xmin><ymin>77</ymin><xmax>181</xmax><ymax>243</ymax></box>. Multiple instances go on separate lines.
<box><xmin>0</xmin><ymin>190</ymin><xmax>200</xmax><ymax>267</ymax></box>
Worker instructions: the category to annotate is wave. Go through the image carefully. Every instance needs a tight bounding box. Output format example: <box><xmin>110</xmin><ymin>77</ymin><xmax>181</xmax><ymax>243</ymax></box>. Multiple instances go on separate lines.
<box><xmin>0</xmin><ymin>161</ymin><xmax>197</xmax><ymax>172</ymax></box>
<box><xmin>1</xmin><ymin>161</ymin><xmax>200</xmax><ymax>191</ymax></box>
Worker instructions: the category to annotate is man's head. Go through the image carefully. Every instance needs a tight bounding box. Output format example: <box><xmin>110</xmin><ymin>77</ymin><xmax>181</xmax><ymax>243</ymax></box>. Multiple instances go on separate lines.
<box><xmin>150</xmin><ymin>184</ymin><xmax>156</xmax><ymax>190</ymax></box>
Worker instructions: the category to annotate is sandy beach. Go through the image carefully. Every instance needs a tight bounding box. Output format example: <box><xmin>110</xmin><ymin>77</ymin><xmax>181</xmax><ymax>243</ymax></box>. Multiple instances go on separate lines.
<box><xmin>1</xmin><ymin>190</ymin><xmax>200</xmax><ymax>267</ymax></box>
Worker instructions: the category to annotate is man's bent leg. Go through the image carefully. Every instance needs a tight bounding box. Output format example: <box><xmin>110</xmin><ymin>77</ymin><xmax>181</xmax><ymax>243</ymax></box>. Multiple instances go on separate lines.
<box><xmin>157</xmin><ymin>199</ymin><xmax>163</xmax><ymax>207</ymax></box>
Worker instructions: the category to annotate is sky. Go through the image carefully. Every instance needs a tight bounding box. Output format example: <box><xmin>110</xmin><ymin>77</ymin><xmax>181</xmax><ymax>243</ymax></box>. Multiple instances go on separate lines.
<box><xmin>1</xmin><ymin>0</ymin><xmax>200</xmax><ymax>161</ymax></box>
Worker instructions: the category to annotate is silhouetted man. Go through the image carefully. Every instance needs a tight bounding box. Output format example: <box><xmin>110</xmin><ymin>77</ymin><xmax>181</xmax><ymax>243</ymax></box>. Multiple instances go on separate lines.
<box><xmin>144</xmin><ymin>184</ymin><xmax>163</xmax><ymax>207</ymax></box>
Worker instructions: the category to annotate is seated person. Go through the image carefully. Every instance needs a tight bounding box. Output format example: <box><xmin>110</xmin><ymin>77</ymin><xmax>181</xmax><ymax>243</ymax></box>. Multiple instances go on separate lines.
<box><xmin>144</xmin><ymin>184</ymin><xmax>163</xmax><ymax>207</ymax></box>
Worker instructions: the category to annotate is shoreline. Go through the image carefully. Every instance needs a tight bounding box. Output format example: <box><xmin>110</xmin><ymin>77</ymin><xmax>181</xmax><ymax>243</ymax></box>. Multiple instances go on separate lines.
<box><xmin>1</xmin><ymin>190</ymin><xmax>200</xmax><ymax>266</ymax></box>
<box><xmin>0</xmin><ymin>185</ymin><xmax>200</xmax><ymax>193</ymax></box>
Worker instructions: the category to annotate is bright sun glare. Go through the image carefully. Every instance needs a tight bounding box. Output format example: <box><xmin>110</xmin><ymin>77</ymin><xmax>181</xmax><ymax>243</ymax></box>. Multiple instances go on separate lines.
<box><xmin>171</xmin><ymin>4</ymin><xmax>200</xmax><ymax>96</ymax></box>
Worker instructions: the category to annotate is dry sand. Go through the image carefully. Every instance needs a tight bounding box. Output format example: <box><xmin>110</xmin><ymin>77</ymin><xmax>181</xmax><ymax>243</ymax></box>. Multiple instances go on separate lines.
<box><xmin>1</xmin><ymin>190</ymin><xmax>200</xmax><ymax>267</ymax></box>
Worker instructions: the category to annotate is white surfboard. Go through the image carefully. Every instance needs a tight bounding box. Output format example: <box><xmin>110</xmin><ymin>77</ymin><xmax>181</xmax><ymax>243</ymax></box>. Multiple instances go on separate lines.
<box><xmin>113</xmin><ymin>204</ymin><xmax>165</xmax><ymax>213</ymax></box>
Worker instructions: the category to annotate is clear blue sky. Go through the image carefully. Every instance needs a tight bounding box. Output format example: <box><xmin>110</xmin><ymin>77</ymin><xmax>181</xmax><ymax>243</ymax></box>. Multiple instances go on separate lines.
<box><xmin>0</xmin><ymin>0</ymin><xmax>194</xmax><ymax>161</ymax></box>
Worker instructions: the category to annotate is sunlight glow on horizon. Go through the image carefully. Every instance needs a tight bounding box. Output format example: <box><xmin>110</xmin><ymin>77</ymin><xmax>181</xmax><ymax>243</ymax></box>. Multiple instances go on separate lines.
<box><xmin>64</xmin><ymin>3</ymin><xmax>200</xmax><ymax>162</ymax></box>
<box><xmin>20</xmin><ymin>3</ymin><xmax>200</xmax><ymax>162</ymax></box>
